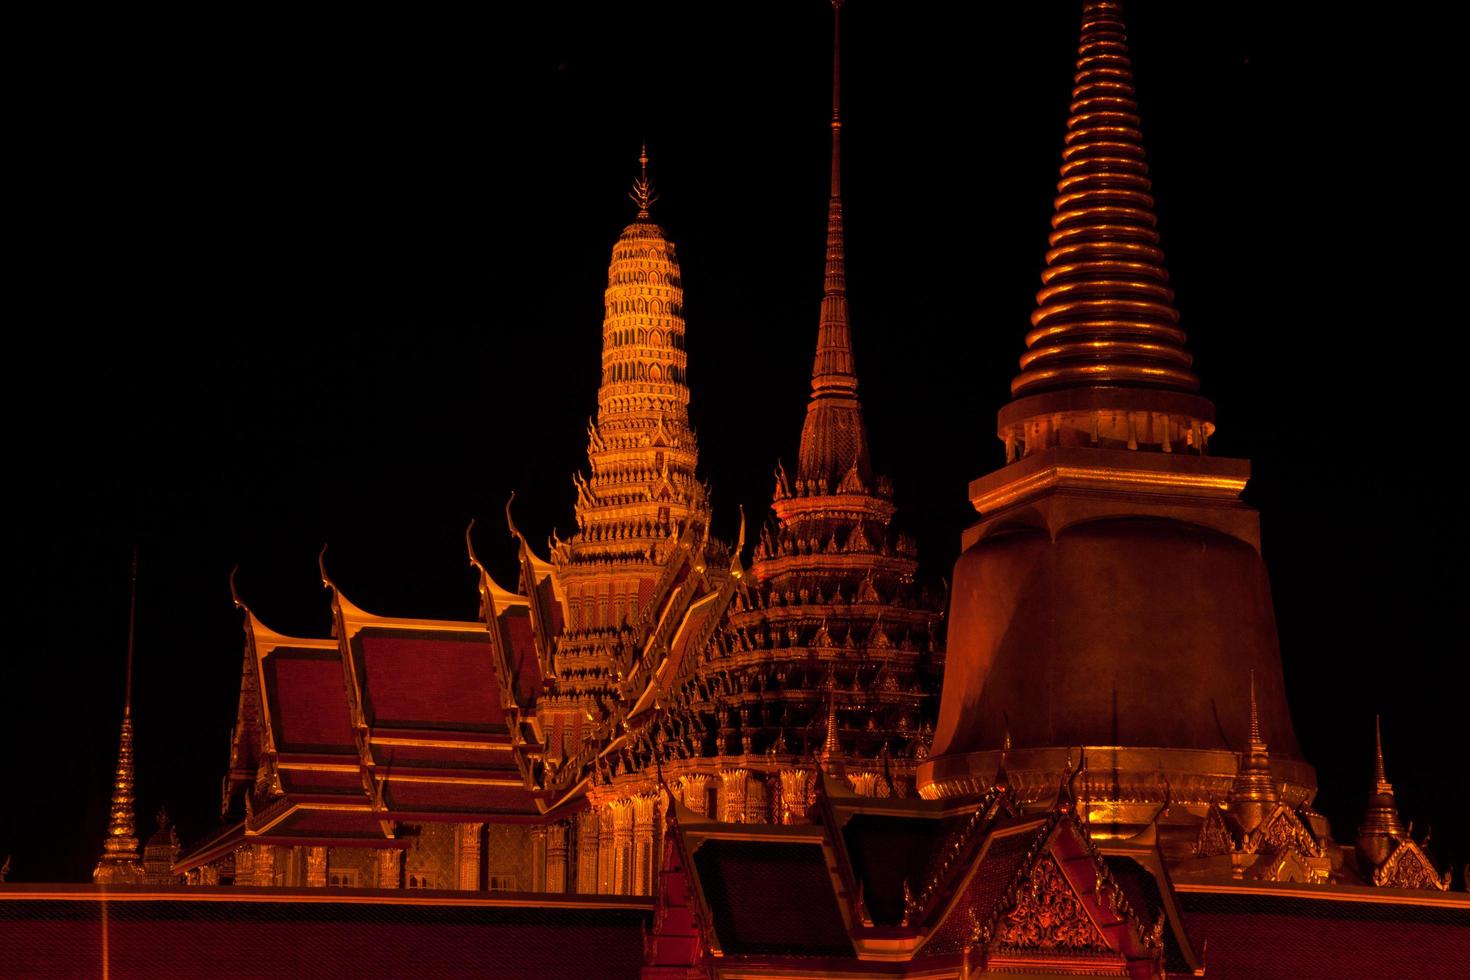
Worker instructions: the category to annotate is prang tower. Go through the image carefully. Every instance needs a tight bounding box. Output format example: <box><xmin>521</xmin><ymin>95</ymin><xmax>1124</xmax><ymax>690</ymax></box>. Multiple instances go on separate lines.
<box><xmin>547</xmin><ymin>152</ymin><xmax>712</xmax><ymax>706</ymax></box>
<box><xmin>920</xmin><ymin>0</ymin><xmax>1318</xmax><ymax>849</ymax></box>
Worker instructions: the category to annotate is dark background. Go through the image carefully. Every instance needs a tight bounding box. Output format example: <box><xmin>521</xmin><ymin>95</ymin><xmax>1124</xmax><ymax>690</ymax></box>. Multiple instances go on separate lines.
<box><xmin>6</xmin><ymin>2</ymin><xmax>1465</xmax><ymax>885</ymax></box>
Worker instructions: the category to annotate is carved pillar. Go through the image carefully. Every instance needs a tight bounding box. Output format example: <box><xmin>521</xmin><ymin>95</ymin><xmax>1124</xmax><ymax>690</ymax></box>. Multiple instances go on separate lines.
<box><xmin>779</xmin><ymin>769</ymin><xmax>813</xmax><ymax>824</ymax></box>
<box><xmin>632</xmin><ymin>795</ymin><xmax>657</xmax><ymax>895</ymax></box>
<box><xmin>597</xmin><ymin>806</ymin><xmax>615</xmax><ymax>894</ymax></box>
<box><xmin>306</xmin><ymin>846</ymin><xmax>327</xmax><ymax>888</ymax></box>
<box><xmin>376</xmin><ymin>848</ymin><xmax>400</xmax><ymax>889</ymax></box>
<box><xmin>720</xmin><ymin>769</ymin><xmax>749</xmax><ymax>823</ymax></box>
<box><xmin>577</xmin><ymin>809</ymin><xmax>600</xmax><ymax>894</ymax></box>
<box><xmin>611</xmin><ymin>800</ymin><xmax>634</xmax><ymax>894</ymax></box>
<box><xmin>456</xmin><ymin>823</ymin><xmax>482</xmax><ymax>891</ymax></box>
<box><xmin>252</xmin><ymin>844</ymin><xmax>276</xmax><ymax>887</ymax></box>
<box><xmin>530</xmin><ymin>826</ymin><xmax>548</xmax><ymax>892</ymax></box>
<box><xmin>546</xmin><ymin>822</ymin><xmax>568</xmax><ymax>894</ymax></box>
<box><xmin>745</xmin><ymin>775</ymin><xmax>768</xmax><ymax>824</ymax></box>
<box><xmin>681</xmin><ymin>774</ymin><xmax>711</xmax><ymax>818</ymax></box>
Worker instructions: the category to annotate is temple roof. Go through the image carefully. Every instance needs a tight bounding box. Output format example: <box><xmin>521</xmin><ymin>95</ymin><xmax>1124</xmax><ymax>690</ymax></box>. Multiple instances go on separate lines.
<box><xmin>182</xmin><ymin>572</ymin><xmax>550</xmax><ymax>871</ymax></box>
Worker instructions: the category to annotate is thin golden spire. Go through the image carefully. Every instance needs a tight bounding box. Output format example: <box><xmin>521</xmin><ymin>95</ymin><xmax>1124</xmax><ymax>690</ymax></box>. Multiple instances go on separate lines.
<box><xmin>1247</xmin><ymin>670</ymin><xmax>1263</xmax><ymax>747</ymax></box>
<box><xmin>818</xmin><ymin>667</ymin><xmax>843</xmax><ymax>770</ymax></box>
<box><xmin>1011</xmin><ymin>0</ymin><xmax>1197</xmax><ymax>398</ymax></box>
<box><xmin>628</xmin><ymin>143</ymin><xmax>659</xmax><ymax>220</ymax></box>
<box><xmin>798</xmin><ymin>0</ymin><xmax>871</xmax><ymax>489</ymax></box>
<box><xmin>1373</xmin><ymin>713</ymin><xmax>1391</xmax><ymax>794</ymax></box>
<box><xmin>94</xmin><ymin>548</ymin><xmax>143</xmax><ymax>883</ymax></box>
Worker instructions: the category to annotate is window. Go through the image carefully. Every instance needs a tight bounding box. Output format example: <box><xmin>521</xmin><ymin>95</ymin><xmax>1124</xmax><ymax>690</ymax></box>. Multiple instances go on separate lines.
<box><xmin>488</xmin><ymin>873</ymin><xmax>517</xmax><ymax>892</ymax></box>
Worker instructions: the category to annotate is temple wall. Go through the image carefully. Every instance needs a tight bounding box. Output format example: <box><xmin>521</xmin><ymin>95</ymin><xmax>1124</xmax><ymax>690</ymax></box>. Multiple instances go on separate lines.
<box><xmin>485</xmin><ymin>823</ymin><xmax>536</xmax><ymax>892</ymax></box>
<box><xmin>325</xmin><ymin>846</ymin><xmax>379</xmax><ymax>888</ymax></box>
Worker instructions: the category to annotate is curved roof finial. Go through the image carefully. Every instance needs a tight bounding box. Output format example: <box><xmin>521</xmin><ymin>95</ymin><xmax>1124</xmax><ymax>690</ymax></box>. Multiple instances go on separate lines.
<box><xmin>628</xmin><ymin>143</ymin><xmax>659</xmax><ymax>220</ymax></box>
<box><xmin>465</xmin><ymin>518</ymin><xmax>484</xmax><ymax>572</ymax></box>
<box><xmin>505</xmin><ymin>491</ymin><xmax>524</xmax><ymax>542</ymax></box>
<box><xmin>317</xmin><ymin>543</ymin><xmax>334</xmax><ymax>591</ymax></box>
<box><xmin>228</xmin><ymin>563</ymin><xmax>245</xmax><ymax>610</ymax></box>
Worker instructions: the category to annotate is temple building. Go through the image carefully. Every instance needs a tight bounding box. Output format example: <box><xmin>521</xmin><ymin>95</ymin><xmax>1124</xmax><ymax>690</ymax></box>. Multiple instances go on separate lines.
<box><xmin>4</xmin><ymin>2</ymin><xmax>1463</xmax><ymax>978</ymax></box>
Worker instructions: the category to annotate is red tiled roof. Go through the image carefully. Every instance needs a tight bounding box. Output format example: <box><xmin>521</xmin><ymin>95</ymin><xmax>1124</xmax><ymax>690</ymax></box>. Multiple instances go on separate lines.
<box><xmin>277</xmin><ymin>769</ymin><xmax>366</xmax><ymax>798</ymax></box>
<box><xmin>496</xmin><ymin>606</ymin><xmax>541</xmax><ymax>705</ymax></box>
<box><xmin>380</xmin><ymin>780</ymin><xmax>538</xmax><ymax>817</ymax></box>
<box><xmin>263</xmin><ymin>648</ymin><xmax>355</xmax><ymax>753</ymax></box>
<box><xmin>355</xmin><ymin>629</ymin><xmax>504</xmax><ymax>732</ymax></box>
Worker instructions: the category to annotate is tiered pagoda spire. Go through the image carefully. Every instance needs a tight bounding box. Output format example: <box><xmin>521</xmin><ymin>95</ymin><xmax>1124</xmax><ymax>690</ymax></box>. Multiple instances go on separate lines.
<box><xmin>94</xmin><ymin>551</ymin><xmax>143</xmax><ymax>884</ymax></box>
<box><xmin>555</xmin><ymin>147</ymin><xmax>709</xmax><ymax>595</ymax></box>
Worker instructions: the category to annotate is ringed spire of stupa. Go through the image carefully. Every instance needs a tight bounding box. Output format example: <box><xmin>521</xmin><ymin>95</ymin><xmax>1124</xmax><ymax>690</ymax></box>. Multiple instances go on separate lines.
<box><xmin>94</xmin><ymin>549</ymin><xmax>144</xmax><ymax>884</ymax></box>
<box><xmin>797</xmin><ymin>0</ymin><xmax>871</xmax><ymax>491</ymax></box>
<box><xmin>998</xmin><ymin>0</ymin><xmax>1215</xmax><ymax>461</ymax></box>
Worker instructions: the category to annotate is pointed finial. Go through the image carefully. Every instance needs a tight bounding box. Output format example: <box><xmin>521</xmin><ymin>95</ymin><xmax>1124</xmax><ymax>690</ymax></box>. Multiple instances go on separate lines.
<box><xmin>628</xmin><ymin>144</ymin><xmax>659</xmax><ymax>219</ymax></box>
<box><xmin>1247</xmin><ymin>670</ymin><xmax>1264</xmax><ymax>747</ymax></box>
<box><xmin>1374</xmin><ymin>714</ymin><xmax>1391</xmax><ymax>792</ymax></box>
<box><xmin>818</xmin><ymin>666</ymin><xmax>843</xmax><ymax>769</ymax></box>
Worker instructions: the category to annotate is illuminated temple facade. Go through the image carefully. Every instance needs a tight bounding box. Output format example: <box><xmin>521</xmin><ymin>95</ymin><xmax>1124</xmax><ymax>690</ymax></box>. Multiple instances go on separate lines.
<box><xmin>32</xmin><ymin>2</ymin><xmax>1462</xmax><ymax>978</ymax></box>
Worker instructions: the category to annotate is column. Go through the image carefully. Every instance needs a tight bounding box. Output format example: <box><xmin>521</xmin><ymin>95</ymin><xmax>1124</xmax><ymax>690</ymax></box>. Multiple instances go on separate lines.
<box><xmin>530</xmin><ymin>826</ymin><xmax>548</xmax><ymax>892</ymax></box>
<box><xmin>234</xmin><ymin>846</ymin><xmax>254</xmax><ymax>886</ymax></box>
<box><xmin>376</xmin><ymin>848</ymin><xmax>400</xmax><ymax>889</ymax></box>
<box><xmin>611</xmin><ymin>800</ymin><xmax>634</xmax><ymax>895</ymax></box>
<box><xmin>632</xmin><ymin>795</ymin><xmax>656</xmax><ymax>895</ymax></box>
<box><xmin>680</xmin><ymin>774</ymin><xmax>711</xmax><ymax>818</ymax></box>
<box><xmin>720</xmin><ymin>769</ymin><xmax>749</xmax><ymax>823</ymax></box>
<box><xmin>779</xmin><ymin>769</ymin><xmax>812</xmax><ymax>824</ymax></box>
<box><xmin>744</xmin><ymin>775</ymin><xmax>768</xmax><ymax>824</ymax></box>
<box><xmin>456</xmin><ymin>823</ymin><xmax>483</xmax><ymax>891</ymax></box>
<box><xmin>252</xmin><ymin>844</ymin><xmax>276</xmax><ymax>887</ymax></box>
<box><xmin>546</xmin><ymin>822</ymin><xmax>568</xmax><ymax>893</ymax></box>
<box><xmin>597</xmin><ymin>806</ymin><xmax>615</xmax><ymax>894</ymax></box>
<box><xmin>306</xmin><ymin>846</ymin><xmax>327</xmax><ymax>887</ymax></box>
<box><xmin>577</xmin><ymin>809</ymin><xmax>600</xmax><ymax>894</ymax></box>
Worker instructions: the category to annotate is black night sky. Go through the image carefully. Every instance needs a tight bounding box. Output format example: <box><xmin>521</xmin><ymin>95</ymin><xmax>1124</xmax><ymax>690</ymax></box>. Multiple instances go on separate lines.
<box><xmin>6</xmin><ymin>2</ymin><xmax>1465</xmax><ymax>885</ymax></box>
